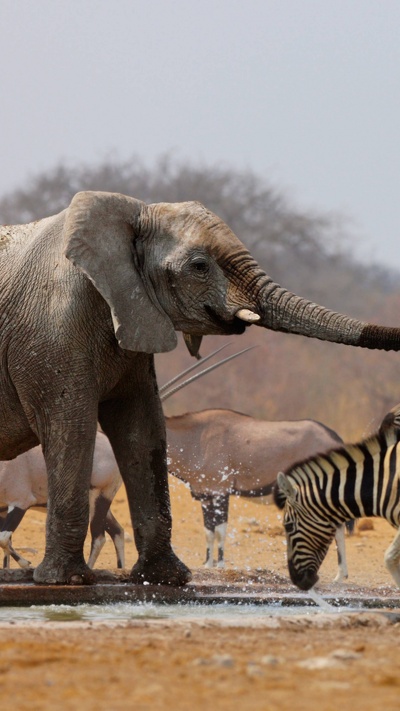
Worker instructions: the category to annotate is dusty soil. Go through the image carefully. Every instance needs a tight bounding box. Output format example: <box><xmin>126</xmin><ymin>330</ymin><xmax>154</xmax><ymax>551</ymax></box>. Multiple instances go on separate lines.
<box><xmin>1</xmin><ymin>477</ymin><xmax>400</xmax><ymax>711</ymax></box>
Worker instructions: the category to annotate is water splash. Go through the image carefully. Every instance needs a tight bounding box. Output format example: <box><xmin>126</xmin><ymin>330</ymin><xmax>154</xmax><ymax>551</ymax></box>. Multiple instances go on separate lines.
<box><xmin>308</xmin><ymin>587</ymin><xmax>336</xmax><ymax>612</ymax></box>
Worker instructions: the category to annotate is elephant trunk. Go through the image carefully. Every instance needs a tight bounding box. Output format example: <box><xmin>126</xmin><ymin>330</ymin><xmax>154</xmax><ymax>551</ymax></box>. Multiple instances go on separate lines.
<box><xmin>250</xmin><ymin>279</ymin><xmax>400</xmax><ymax>352</ymax></box>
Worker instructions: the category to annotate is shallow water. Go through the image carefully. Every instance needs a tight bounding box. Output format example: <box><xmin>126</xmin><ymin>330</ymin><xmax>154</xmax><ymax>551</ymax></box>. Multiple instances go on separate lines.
<box><xmin>0</xmin><ymin>599</ymin><xmax>363</xmax><ymax>623</ymax></box>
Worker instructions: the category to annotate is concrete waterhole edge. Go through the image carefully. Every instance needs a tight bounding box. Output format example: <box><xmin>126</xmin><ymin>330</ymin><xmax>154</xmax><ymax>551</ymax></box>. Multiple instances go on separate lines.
<box><xmin>0</xmin><ymin>569</ymin><xmax>399</xmax><ymax>627</ymax></box>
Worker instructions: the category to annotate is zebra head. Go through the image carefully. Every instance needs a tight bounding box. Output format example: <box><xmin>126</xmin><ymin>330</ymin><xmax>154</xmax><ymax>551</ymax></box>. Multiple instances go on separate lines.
<box><xmin>275</xmin><ymin>472</ymin><xmax>337</xmax><ymax>591</ymax></box>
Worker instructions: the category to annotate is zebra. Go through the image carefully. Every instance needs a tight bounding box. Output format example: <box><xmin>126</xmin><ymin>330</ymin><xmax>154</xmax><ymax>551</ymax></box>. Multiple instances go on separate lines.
<box><xmin>274</xmin><ymin>403</ymin><xmax>400</xmax><ymax>590</ymax></box>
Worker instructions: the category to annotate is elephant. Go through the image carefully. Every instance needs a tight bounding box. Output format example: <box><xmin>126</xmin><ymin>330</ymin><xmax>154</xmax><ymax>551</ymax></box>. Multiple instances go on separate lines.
<box><xmin>1</xmin><ymin>189</ymin><xmax>400</xmax><ymax>587</ymax></box>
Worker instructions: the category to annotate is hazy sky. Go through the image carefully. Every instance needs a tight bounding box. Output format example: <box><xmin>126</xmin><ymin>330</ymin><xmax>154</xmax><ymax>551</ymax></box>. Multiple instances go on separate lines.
<box><xmin>1</xmin><ymin>0</ymin><xmax>400</xmax><ymax>269</ymax></box>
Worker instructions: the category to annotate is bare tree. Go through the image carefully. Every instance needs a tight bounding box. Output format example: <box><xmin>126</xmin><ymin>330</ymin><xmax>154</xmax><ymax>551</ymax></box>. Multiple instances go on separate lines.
<box><xmin>2</xmin><ymin>155</ymin><xmax>400</xmax><ymax>438</ymax></box>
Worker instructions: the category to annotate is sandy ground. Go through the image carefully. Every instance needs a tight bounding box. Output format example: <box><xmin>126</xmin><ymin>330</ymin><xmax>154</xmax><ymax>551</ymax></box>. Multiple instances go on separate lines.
<box><xmin>1</xmin><ymin>477</ymin><xmax>400</xmax><ymax>711</ymax></box>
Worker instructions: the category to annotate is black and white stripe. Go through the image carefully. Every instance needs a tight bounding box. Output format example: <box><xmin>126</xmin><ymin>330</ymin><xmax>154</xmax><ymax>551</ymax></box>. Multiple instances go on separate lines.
<box><xmin>274</xmin><ymin>404</ymin><xmax>400</xmax><ymax>590</ymax></box>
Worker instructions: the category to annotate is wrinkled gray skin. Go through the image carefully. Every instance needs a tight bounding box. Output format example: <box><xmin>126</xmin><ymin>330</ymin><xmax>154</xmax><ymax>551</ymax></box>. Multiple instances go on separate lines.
<box><xmin>166</xmin><ymin>409</ymin><xmax>348</xmax><ymax>581</ymax></box>
<box><xmin>1</xmin><ymin>190</ymin><xmax>400</xmax><ymax>587</ymax></box>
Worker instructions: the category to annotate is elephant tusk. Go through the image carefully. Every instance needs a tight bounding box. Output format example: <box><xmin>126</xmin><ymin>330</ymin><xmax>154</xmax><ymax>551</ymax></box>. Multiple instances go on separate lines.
<box><xmin>236</xmin><ymin>308</ymin><xmax>261</xmax><ymax>323</ymax></box>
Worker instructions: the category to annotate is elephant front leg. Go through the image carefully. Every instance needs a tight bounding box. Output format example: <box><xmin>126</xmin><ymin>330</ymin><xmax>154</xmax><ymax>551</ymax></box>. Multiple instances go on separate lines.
<box><xmin>33</xmin><ymin>422</ymin><xmax>98</xmax><ymax>586</ymax></box>
<box><xmin>99</xmin><ymin>385</ymin><xmax>191</xmax><ymax>586</ymax></box>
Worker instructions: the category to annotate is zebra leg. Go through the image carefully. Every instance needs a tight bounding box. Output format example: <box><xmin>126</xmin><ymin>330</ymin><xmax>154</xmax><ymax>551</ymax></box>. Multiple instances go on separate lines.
<box><xmin>384</xmin><ymin>528</ymin><xmax>400</xmax><ymax>587</ymax></box>
<box><xmin>0</xmin><ymin>507</ymin><xmax>31</xmax><ymax>569</ymax></box>
<box><xmin>104</xmin><ymin>509</ymin><xmax>125</xmax><ymax>569</ymax></box>
<box><xmin>333</xmin><ymin>524</ymin><xmax>349</xmax><ymax>583</ymax></box>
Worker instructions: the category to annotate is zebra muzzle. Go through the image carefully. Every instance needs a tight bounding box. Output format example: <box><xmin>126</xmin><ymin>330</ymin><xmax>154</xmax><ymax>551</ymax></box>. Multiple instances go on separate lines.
<box><xmin>288</xmin><ymin>561</ymin><xmax>319</xmax><ymax>591</ymax></box>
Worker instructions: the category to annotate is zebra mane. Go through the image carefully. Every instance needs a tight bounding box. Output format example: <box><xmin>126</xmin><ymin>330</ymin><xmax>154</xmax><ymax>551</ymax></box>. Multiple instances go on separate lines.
<box><xmin>274</xmin><ymin>406</ymin><xmax>400</xmax><ymax>509</ymax></box>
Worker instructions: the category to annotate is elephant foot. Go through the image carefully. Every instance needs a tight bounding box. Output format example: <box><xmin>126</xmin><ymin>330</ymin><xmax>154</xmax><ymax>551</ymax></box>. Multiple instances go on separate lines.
<box><xmin>33</xmin><ymin>557</ymin><xmax>96</xmax><ymax>586</ymax></box>
<box><xmin>130</xmin><ymin>550</ymin><xmax>192</xmax><ymax>586</ymax></box>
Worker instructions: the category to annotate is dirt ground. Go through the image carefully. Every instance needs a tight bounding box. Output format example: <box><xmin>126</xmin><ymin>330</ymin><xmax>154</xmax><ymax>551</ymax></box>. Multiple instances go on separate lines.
<box><xmin>1</xmin><ymin>477</ymin><xmax>400</xmax><ymax>711</ymax></box>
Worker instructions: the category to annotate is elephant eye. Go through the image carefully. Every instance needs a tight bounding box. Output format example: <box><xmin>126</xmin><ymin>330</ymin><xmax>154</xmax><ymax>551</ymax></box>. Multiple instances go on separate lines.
<box><xmin>191</xmin><ymin>258</ymin><xmax>209</xmax><ymax>274</ymax></box>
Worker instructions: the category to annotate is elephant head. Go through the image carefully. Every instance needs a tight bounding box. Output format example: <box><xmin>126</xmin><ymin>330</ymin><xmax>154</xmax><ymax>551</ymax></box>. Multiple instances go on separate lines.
<box><xmin>64</xmin><ymin>191</ymin><xmax>400</xmax><ymax>357</ymax></box>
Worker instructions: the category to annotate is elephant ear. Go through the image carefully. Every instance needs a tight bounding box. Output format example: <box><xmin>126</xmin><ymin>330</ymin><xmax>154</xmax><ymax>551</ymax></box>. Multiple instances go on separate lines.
<box><xmin>64</xmin><ymin>191</ymin><xmax>177</xmax><ymax>353</ymax></box>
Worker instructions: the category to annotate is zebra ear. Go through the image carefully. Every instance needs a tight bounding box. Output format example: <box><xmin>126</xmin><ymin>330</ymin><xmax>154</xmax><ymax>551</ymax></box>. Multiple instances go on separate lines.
<box><xmin>379</xmin><ymin>402</ymin><xmax>400</xmax><ymax>436</ymax></box>
<box><xmin>276</xmin><ymin>472</ymin><xmax>297</xmax><ymax>503</ymax></box>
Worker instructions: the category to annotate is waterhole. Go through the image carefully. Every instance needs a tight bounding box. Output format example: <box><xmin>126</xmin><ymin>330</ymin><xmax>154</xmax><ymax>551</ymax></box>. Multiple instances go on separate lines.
<box><xmin>0</xmin><ymin>601</ymin><xmax>328</xmax><ymax>623</ymax></box>
<box><xmin>0</xmin><ymin>595</ymin><xmax>392</xmax><ymax>623</ymax></box>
